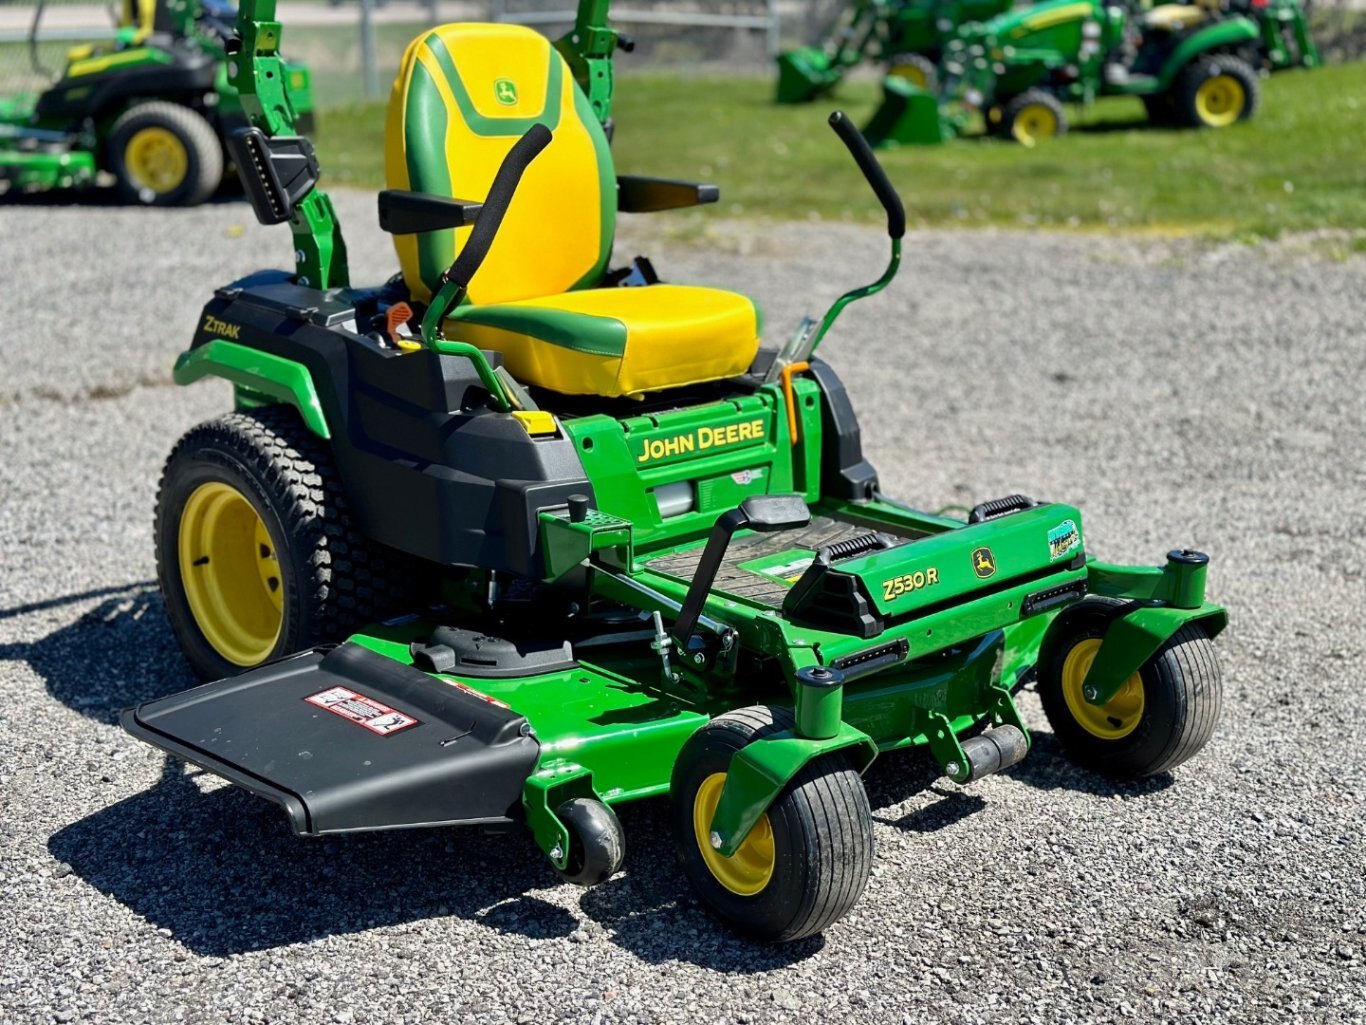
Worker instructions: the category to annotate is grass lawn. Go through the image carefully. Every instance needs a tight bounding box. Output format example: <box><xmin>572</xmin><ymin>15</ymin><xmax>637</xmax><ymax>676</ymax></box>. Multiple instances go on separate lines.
<box><xmin>315</xmin><ymin>60</ymin><xmax>1366</xmax><ymax>238</ymax></box>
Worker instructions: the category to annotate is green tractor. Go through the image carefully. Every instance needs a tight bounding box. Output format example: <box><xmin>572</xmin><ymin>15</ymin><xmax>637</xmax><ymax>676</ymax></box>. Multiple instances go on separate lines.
<box><xmin>0</xmin><ymin>0</ymin><xmax>314</xmax><ymax>204</ymax></box>
<box><xmin>121</xmin><ymin>0</ymin><xmax>1227</xmax><ymax>941</ymax></box>
<box><xmin>943</xmin><ymin>0</ymin><xmax>1319</xmax><ymax>144</ymax></box>
<box><xmin>775</xmin><ymin>0</ymin><xmax>1018</xmax><ymax>103</ymax></box>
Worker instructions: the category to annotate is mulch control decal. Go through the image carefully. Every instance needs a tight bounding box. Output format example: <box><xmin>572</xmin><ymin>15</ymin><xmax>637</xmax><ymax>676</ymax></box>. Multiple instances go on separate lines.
<box><xmin>305</xmin><ymin>686</ymin><xmax>420</xmax><ymax>736</ymax></box>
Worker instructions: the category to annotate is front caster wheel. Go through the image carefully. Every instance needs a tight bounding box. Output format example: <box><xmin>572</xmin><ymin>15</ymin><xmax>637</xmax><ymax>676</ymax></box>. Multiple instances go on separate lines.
<box><xmin>555</xmin><ymin>798</ymin><xmax>625</xmax><ymax>886</ymax></box>
<box><xmin>671</xmin><ymin>706</ymin><xmax>873</xmax><ymax>942</ymax></box>
<box><xmin>1039</xmin><ymin>597</ymin><xmax>1222</xmax><ymax>779</ymax></box>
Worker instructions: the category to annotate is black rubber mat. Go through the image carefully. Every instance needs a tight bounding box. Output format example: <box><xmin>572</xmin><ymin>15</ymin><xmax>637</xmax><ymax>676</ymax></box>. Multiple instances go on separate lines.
<box><xmin>645</xmin><ymin>515</ymin><xmax>908</xmax><ymax>608</ymax></box>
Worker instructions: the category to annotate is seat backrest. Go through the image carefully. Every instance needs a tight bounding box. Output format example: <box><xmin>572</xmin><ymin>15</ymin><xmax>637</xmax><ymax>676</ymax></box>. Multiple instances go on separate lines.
<box><xmin>385</xmin><ymin>24</ymin><xmax>616</xmax><ymax>306</ymax></box>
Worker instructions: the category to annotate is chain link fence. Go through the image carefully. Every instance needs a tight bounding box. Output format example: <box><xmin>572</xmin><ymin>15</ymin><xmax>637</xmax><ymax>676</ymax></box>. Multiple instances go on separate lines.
<box><xmin>2</xmin><ymin>0</ymin><xmax>1363</xmax><ymax>110</ymax></box>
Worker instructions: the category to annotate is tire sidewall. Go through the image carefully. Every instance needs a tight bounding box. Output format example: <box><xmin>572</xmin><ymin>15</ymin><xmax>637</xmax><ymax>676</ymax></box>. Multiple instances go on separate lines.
<box><xmin>156</xmin><ymin>440</ymin><xmax>303</xmax><ymax>681</ymax></box>
<box><xmin>672</xmin><ymin>720</ymin><xmax>817</xmax><ymax>939</ymax></box>
<box><xmin>1039</xmin><ymin>600</ymin><xmax>1182</xmax><ymax>776</ymax></box>
<box><xmin>108</xmin><ymin>104</ymin><xmax>218</xmax><ymax>207</ymax></box>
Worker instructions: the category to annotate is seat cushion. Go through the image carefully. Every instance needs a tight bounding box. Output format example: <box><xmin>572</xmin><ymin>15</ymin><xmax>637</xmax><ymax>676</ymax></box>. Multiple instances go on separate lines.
<box><xmin>446</xmin><ymin>284</ymin><xmax>762</xmax><ymax>398</ymax></box>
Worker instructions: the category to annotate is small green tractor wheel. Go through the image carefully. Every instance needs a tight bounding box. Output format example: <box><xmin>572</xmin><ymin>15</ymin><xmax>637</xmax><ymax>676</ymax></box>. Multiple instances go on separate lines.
<box><xmin>1001</xmin><ymin>89</ymin><xmax>1067</xmax><ymax>146</ymax></box>
<box><xmin>107</xmin><ymin>101</ymin><xmax>222</xmax><ymax>207</ymax></box>
<box><xmin>156</xmin><ymin>406</ymin><xmax>429</xmax><ymax>681</ymax></box>
<box><xmin>671</xmin><ymin>706</ymin><xmax>874</xmax><ymax>942</ymax></box>
<box><xmin>554</xmin><ymin>798</ymin><xmax>626</xmax><ymax>886</ymax></box>
<box><xmin>886</xmin><ymin>53</ymin><xmax>938</xmax><ymax>92</ymax></box>
<box><xmin>1172</xmin><ymin>55</ymin><xmax>1260</xmax><ymax>129</ymax></box>
<box><xmin>1038</xmin><ymin>597</ymin><xmax>1222</xmax><ymax>779</ymax></box>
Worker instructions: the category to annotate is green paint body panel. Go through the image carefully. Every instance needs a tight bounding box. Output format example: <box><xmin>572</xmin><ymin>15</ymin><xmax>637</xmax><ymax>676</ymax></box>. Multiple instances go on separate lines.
<box><xmin>174</xmin><ymin>339</ymin><xmax>331</xmax><ymax>439</ymax></box>
<box><xmin>1153</xmin><ymin>19</ymin><xmax>1262</xmax><ymax>89</ymax></box>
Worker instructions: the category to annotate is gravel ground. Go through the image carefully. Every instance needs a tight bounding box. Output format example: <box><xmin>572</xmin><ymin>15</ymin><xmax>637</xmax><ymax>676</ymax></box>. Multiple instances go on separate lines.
<box><xmin>1</xmin><ymin>190</ymin><xmax>1364</xmax><ymax>1025</ymax></box>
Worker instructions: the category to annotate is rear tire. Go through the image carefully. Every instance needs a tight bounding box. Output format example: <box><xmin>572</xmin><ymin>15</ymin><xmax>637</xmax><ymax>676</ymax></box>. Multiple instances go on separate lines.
<box><xmin>1001</xmin><ymin>89</ymin><xmax>1067</xmax><ymax>145</ymax></box>
<box><xmin>107</xmin><ymin>101</ymin><xmax>222</xmax><ymax>207</ymax></box>
<box><xmin>671</xmin><ymin>706</ymin><xmax>874</xmax><ymax>942</ymax></box>
<box><xmin>1172</xmin><ymin>55</ymin><xmax>1260</xmax><ymax>128</ymax></box>
<box><xmin>155</xmin><ymin>406</ymin><xmax>431</xmax><ymax>681</ymax></box>
<box><xmin>1038</xmin><ymin>597</ymin><xmax>1222</xmax><ymax>778</ymax></box>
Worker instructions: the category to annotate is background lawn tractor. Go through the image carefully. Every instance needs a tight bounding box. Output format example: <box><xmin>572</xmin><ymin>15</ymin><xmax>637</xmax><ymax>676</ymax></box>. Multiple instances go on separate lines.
<box><xmin>776</xmin><ymin>0</ymin><xmax>1019</xmax><ymax>103</ymax></box>
<box><xmin>122</xmin><ymin>0</ymin><xmax>1227</xmax><ymax>941</ymax></box>
<box><xmin>865</xmin><ymin>0</ymin><xmax>1319</xmax><ymax>146</ymax></box>
<box><xmin>0</xmin><ymin>0</ymin><xmax>314</xmax><ymax>204</ymax></box>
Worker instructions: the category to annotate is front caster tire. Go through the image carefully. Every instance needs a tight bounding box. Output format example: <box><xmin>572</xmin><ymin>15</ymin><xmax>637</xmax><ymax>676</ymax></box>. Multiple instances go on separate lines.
<box><xmin>1038</xmin><ymin>597</ymin><xmax>1222</xmax><ymax>779</ymax></box>
<box><xmin>671</xmin><ymin>706</ymin><xmax>874</xmax><ymax>942</ymax></box>
<box><xmin>155</xmin><ymin>406</ymin><xmax>430</xmax><ymax>681</ymax></box>
<box><xmin>555</xmin><ymin>798</ymin><xmax>626</xmax><ymax>886</ymax></box>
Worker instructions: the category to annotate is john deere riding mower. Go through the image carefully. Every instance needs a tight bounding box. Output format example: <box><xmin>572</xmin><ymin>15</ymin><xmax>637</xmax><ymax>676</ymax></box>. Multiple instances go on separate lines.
<box><xmin>0</xmin><ymin>0</ymin><xmax>313</xmax><ymax>204</ymax></box>
<box><xmin>939</xmin><ymin>0</ymin><xmax>1317</xmax><ymax>145</ymax></box>
<box><xmin>776</xmin><ymin>0</ymin><xmax>1018</xmax><ymax>103</ymax></box>
<box><xmin>122</xmin><ymin>0</ymin><xmax>1226</xmax><ymax>941</ymax></box>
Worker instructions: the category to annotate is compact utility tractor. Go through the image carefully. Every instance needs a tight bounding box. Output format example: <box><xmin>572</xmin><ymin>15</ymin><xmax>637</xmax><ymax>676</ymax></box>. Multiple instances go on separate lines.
<box><xmin>123</xmin><ymin>0</ymin><xmax>1226</xmax><ymax>941</ymax></box>
<box><xmin>775</xmin><ymin>0</ymin><xmax>1017</xmax><ymax>103</ymax></box>
<box><xmin>865</xmin><ymin>0</ymin><xmax>1319</xmax><ymax>146</ymax></box>
<box><xmin>0</xmin><ymin>0</ymin><xmax>313</xmax><ymax>203</ymax></box>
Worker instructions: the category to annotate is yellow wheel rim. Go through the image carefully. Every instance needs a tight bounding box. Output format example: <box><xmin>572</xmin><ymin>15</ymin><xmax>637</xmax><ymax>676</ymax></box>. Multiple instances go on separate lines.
<box><xmin>1011</xmin><ymin>104</ymin><xmax>1058</xmax><ymax>146</ymax></box>
<box><xmin>178</xmin><ymin>481</ymin><xmax>284</xmax><ymax>666</ymax></box>
<box><xmin>886</xmin><ymin>63</ymin><xmax>929</xmax><ymax>89</ymax></box>
<box><xmin>693</xmin><ymin>772</ymin><xmax>776</xmax><ymax>896</ymax></box>
<box><xmin>1060</xmin><ymin>638</ymin><xmax>1145</xmax><ymax>740</ymax></box>
<box><xmin>1194</xmin><ymin>75</ymin><xmax>1245</xmax><ymax>127</ymax></box>
<box><xmin>123</xmin><ymin>126</ymin><xmax>188</xmax><ymax>194</ymax></box>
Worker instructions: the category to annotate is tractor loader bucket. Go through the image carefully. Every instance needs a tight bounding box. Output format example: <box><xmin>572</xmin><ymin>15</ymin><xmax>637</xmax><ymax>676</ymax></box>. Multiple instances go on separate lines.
<box><xmin>121</xmin><ymin>642</ymin><xmax>540</xmax><ymax>835</ymax></box>
<box><xmin>862</xmin><ymin>75</ymin><xmax>954</xmax><ymax>146</ymax></box>
<box><xmin>775</xmin><ymin>47</ymin><xmax>841</xmax><ymax>103</ymax></box>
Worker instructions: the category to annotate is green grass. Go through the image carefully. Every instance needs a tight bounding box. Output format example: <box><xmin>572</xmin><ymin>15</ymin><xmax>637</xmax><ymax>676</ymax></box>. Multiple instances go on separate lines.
<box><xmin>314</xmin><ymin>60</ymin><xmax>1366</xmax><ymax>237</ymax></box>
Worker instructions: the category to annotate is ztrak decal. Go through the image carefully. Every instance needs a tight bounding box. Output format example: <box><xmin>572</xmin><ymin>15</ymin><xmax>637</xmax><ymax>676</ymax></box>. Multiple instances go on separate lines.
<box><xmin>305</xmin><ymin>686</ymin><xmax>419</xmax><ymax>735</ymax></box>
<box><xmin>881</xmin><ymin>567</ymin><xmax>941</xmax><ymax>602</ymax></box>
<box><xmin>635</xmin><ymin>418</ymin><xmax>767</xmax><ymax>464</ymax></box>
<box><xmin>972</xmin><ymin>547</ymin><xmax>996</xmax><ymax>579</ymax></box>
<box><xmin>202</xmin><ymin>314</ymin><xmax>241</xmax><ymax>340</ymax></box>
<box><xmin>1048</xmin><ymin>519</ymin><xmax>1080</xmax><ymax>561</ymax></box>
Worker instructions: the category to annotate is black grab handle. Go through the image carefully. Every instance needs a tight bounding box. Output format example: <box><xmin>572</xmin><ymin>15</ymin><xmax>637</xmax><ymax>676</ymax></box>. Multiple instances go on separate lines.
<box><xmin>828</xmin><ymin>111</ymin><xmax>905</xmax><ymax>240</ymax></box>
<box><xmin>443</xmin><ymin>122</ymin><xmax>553</xmax><ymax>289</ymax></box>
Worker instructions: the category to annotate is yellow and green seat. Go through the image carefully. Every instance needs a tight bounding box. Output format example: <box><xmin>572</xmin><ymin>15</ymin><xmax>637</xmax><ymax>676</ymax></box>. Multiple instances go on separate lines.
<box><xmin>385</xmin><ymin>23</ymin><xmax>761</xmax><ymax>398</ymax></box>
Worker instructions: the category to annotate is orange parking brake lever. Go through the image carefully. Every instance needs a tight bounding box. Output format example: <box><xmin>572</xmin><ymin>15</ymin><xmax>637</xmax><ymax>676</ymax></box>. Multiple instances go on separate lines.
<box><xmin>780</xmin><ymin>361</ymin><xmax>810</xmax><ymax>445</ymax></box>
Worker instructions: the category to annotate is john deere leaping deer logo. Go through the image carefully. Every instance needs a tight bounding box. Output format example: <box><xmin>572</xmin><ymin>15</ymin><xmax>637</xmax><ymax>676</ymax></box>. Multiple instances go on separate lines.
<box><xmin>494</xmin><ymin>79</ymin><xmax>518</xmax><ymax>106</ymax></box>
<box><xmin>971</xmin><ymin>547</ymin><xmax>996</xmax><ymax>579</ymax></box>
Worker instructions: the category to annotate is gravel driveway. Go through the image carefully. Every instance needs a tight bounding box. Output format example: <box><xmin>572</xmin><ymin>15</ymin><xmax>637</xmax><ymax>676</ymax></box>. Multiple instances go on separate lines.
<box><xmin>1</xmin><ymin>190</ymin><xmax>1364</xmax><ymax>1024</ymax></box>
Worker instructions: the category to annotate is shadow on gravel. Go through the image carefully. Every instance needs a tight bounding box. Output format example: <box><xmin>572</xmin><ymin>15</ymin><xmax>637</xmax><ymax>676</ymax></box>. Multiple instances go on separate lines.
<box><xmin>49</xmin><ymin>764</ymin><xmax>575</xmax><ymax>956</ymax></box>
<box><xmin>0</xmin><ymin>583</ymin><xmax>190</xmax><ymax>725</ymax></box>
<box><xmin>0</xmin><ymin>185</ymin><xmax>244</xmax><ymax>207</ymax></box>
<box><xmin>1006</xmin><ymin>731</ymin><xmax>1178</xmax><ymax>797</ymax></box>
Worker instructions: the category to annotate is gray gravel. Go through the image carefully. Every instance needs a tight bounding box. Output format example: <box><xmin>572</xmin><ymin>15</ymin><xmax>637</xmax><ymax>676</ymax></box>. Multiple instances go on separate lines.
<box><xmin>2</xmin><ymin>190</ymin><xmax>1365</xmax><ymax>1025</ymax></box>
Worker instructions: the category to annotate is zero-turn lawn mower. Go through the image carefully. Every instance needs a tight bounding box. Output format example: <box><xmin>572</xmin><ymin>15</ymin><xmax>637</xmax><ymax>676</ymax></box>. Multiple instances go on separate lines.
<box><xmin>0</xmin><ymin>0</ymin><xmax>313</xmax><ymax>204</ymax></box>
<box><xmin>122</xmin><ymin>0</ymin><xmax>1227</xmax><ymax>941</ymax></box>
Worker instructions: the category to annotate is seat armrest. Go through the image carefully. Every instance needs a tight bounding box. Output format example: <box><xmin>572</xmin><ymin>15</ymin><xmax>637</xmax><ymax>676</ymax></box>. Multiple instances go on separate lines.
<box><xmin>617</xmin><ymin>176</ymin><xmax>719</xmax><ymax>213</ymax></box>
<box><xmin>378</xmin><ymin>190</ymin><xmax>483</xmax><ymax>235</ymax></box>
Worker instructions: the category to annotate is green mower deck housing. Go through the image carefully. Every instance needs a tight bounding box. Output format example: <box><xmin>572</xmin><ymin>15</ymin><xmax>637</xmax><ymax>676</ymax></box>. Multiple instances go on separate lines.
<box><xmin>122</xmin><ymin>0</ymin><xmax>1227</xmax><ymax>942</ymax></box>
<box><xmin>0</xmin><ymin>0</ymin><xmax>314</xmax><ymax>203</ymax></box>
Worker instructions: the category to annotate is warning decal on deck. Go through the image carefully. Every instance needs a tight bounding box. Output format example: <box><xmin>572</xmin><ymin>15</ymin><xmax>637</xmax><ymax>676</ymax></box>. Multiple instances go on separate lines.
<box><xmin>304</xmin><ymin>686</ymin><xmax>420</xmax><ymax>736</ymax></box>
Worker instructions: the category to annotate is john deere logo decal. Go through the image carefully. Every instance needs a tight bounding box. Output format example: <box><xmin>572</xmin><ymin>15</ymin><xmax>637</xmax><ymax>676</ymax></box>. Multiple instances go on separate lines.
<box><xmin>972</xmin><ymin>547</ymin><xmax>996</xmax><ymax>579</ymax></box>
<box><xmin>494</xmin><ymin>79</ymin><xmax>518</xmax><ymax>105</ymax></box>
